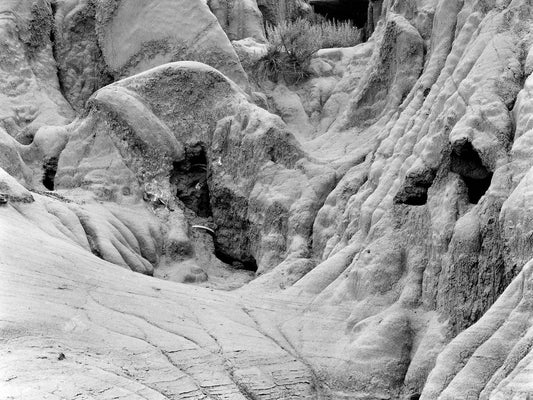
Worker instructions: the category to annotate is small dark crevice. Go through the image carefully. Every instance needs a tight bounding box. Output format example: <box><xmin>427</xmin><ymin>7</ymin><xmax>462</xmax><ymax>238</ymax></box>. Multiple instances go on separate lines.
<box><xmin>77</xmin><ymin>216</ymin><xmax>103</xmax><ymax>260</ymax></box>
<box><xmin>461</xmin><ymin>175</ymin><xmax>492</xmax><ymax>204</ymax></box>
<box><xmin>214</xmin><ymin>248</ymin><xmax>258</xmax><ymax>272</ymax></box>
<box><xmin>49</xmin><ymin>1</ymin><xmax>57</xmax><ymax>45</ymax></box>
<box><xmin>450</xmin><ymin>141</ymin><xmax>492</xmax><ymax>204</ymax></box>
<box><xmin>267</xmin><ymin>146</ymin><xmax>278</xmax><ymax>163</ymax></box>
<box><xmin>49</xmin><ymin>0</ymin><xmax>66</xmax><ymax>98</ymax></box>
<box><xmin>394</xmin><ymin>169</ymin><xmax>436</xmax><ymax>206</ymax></box>
<box><xmin>42</xmin><ymin>157</ymin><xmax>58</xmax><ymax>190</ymax></box>
<box><xmin>400</xmin><ymin>90</ymin><xmax>410</xmax><ymax>105</ymax></box>
<box><xmin>171</xmin><ymin>143</ymin><xmax>212</xmax><ymax>218</ymax></box>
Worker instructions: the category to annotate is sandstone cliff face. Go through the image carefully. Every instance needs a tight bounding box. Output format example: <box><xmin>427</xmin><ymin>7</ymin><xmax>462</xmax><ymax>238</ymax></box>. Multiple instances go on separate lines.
<box><xmin>2</xmin><ymin>0</ymin><xmax>533</xmax><ymax>399</ymax></box>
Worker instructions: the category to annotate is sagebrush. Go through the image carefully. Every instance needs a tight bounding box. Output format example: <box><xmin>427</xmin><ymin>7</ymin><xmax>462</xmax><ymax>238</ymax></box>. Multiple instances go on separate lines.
<box><xmin>253</xmin><ymin>19</ymin><xmax>321</xmax><ymax>84</ymax></box>
<box><xmin>252</xmin><ymin>2</ymin><xmax>363</xmax><ymax>84</ymax></box>
<box><xmin>318</xmin><ymin>19</ymin><xmax>362</xmax><ymax>48</ymax></box>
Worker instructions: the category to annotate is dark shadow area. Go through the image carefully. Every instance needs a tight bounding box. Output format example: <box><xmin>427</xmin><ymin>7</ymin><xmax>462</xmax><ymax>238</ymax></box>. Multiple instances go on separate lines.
<box><xmin>450</xmin><ymin>141</ymin><xmax>492</xmax><ymax>204</ymax></box>
<box><xmin>209</xmin><ymin>186</ymin><xmax>259</xmax><ymax>273</ymax></box>
<box><xmin>42</xmin><ymin>157</ymin><xmax>58</xmax><ymax>190</ymax></box>
<box><xmin>462</xmin><ymin>175</ymin><xmax>492</xmax><ymax>204</ymax></box>
<box><xmin>171</xmin><ymin>144</ymin><xmax>212</xmax><ymax>217</ymax></box>
<box><xmin>258</xmin><ymin>4</ymin><xmax>275</xmax><ymax>27</ymax></box>
<box><xmin>172</xmin><ymin>146</ymin><xmax>257</xmax><ymax>273</ymax></box>
<box><xmin>311</xmin><ymin>0</ymin><xmax>369</xmax><ymax>28</ymax></box>
<box><xmin>393</xmin><ymin>170</ymin><xmax>436</xmax><ymax>206</ymax></box>
<box><xmin>214</xmin><ymin>247</ymin><xmax>258</xmax><ymax>272</ymax></box>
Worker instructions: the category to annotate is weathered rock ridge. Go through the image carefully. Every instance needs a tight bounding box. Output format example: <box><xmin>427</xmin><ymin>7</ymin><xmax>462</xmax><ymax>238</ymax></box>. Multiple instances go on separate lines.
<box><xmin>2</xmin><ymin>0</ymin><xmax>533</xmax><ymax>399</ymax></box>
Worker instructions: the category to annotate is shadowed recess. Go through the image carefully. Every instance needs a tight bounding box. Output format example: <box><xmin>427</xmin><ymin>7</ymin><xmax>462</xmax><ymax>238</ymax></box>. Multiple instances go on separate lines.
<box><xmin>171</xmin><ymin>143</ymin><xmax>212</xmax><ymax>217</ymax></box>
<box><xmin>214</xmin><ymin>247</ymin><xmax>258</xmax><ymax>272</ymax></box>
<box><xmin>450</xmin><ymin>141</ymin><xmax>493</xmax><ymax>204</ymax></box>
<box><xmin>42</xmin><ymin>157</ymin><xmax>58</xmax><ymax>190</ymax></box>
<box><xmin>310</xmin><ymin>0</ymin><xmax>370</xmax><ymax>27</ymax></box>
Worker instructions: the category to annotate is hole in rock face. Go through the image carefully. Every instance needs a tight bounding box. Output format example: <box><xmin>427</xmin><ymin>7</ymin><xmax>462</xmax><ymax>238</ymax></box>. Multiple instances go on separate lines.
<box><xmin>311</xmin><ymin>0</ymin><xmax>370</xmax><ymax>28</ymax></box>
<box><xmin>42</xmin><ymin>157</ymin><xmax>58</xmax><ymax>190</ymax></box>
<box><xmin>450</xmin><ymin>141</ymin><xmax>492</xmax><ymax>204</ymax></box>
<box><xmin>173</xmin><ymin>150</ymin><xmax>258</xmax><ymax>274</ymax></box>
<box><xmin>395</xmin><ymin>186</ymin><xmax>428</xmax><ymax>206</ymax></box>
<box><xmin>461</xmin><ymin>175</ymin><xmax>492</xmax><ymax>204</ymax></box>
<box><xmin>393</xmin><ymin>169</ymin><xmax>436</xmax><ymax>206</ymax></box>
<box><xmin>171</xmin><ymin>144</ymin><xmax>212</xmax><ymax>217</ymax></box>
<box><xmin>209</xmin><ymin>187</ymin><xmax>259</xmax><ymax>273</ymax></box>
<box><xmin>214</xmin><ymin>248</ymin><xmax>258</xmax><ymax>272</ymax></box>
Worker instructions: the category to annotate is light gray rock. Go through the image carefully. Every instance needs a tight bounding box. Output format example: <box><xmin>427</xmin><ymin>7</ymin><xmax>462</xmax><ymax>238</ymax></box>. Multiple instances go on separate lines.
<box><xmin>208</xmin><ymin>0</ymin><xmax>266</xmax><ymax>42</ymax></box>
<box><xmin>3</xmin><ymin>0</ymin><xmax>533</xmax><ymax>399</ymax></box>
<box><xmin>0</xmin><ymin>0</ymin><xmax>74</xmax><ymax>138</ymax></box>
<box><xmin>53</xmin><ymin>0</ymin><xmax>251</xmax><ymax>110</ymax></box>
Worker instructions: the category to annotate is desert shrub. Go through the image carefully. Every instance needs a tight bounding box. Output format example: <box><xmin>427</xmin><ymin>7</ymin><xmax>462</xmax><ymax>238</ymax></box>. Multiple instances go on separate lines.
<box><xmin>253</xmin><ymin>18</ymin><xmax>321</xmax><ymax>83</ymax></box>
<box><xmin>252</xmin><ymin>3</ymin><xmax>363</xmax><ymax>84</ymax></box>
<box><xmin>319</xmin><ymin>19</ymin><xmax>362</xmax><ymax>48</ymax></box>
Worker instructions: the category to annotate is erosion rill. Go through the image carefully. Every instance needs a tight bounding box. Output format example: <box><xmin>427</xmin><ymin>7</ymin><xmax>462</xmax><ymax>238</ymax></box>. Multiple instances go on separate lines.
<box><xmin>1</xmin><ymin>0</ymin><xmax>533</xmax><ymax>399</ymax></box>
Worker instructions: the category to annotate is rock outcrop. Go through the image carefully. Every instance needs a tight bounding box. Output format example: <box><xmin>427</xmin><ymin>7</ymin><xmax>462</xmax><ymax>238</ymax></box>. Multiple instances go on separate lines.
<box><xmin>0</xmin><ymin>0</ymin><xmax>74</xmax><ymax>141</ymax></box>
<box><xmin>53</xmin><ymin>0</ymin><xmax>250</xmax><ymax>110</ymax></box>
<box><xmin>2</xmin><ymin>0</ymin><xmax>533</xmax><ymax>399</ymax></box>
<box><xmin>208</xmin><ymin>0</ymin><xmax>266</xmax><ymax>42</ymax></box>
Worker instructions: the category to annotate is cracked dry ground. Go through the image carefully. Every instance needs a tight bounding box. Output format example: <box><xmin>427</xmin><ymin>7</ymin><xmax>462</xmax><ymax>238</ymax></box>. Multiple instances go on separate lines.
<box><xmin>1</xmin><ymin>206</ymin><xmax>322</xmax><ymax>400</ymax></box>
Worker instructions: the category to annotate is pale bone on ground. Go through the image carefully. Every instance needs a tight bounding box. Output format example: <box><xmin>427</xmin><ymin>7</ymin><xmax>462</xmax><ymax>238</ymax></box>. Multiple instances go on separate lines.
<box><xmin>2</xmin><ymin>0</ymin><xmax>533</xmax><ymax>399</ymax></box>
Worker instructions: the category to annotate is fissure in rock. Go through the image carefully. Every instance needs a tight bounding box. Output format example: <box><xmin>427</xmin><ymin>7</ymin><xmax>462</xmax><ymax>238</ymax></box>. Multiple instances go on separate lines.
<box><xmin>42</xmin><ymin>157</ymin><xmax>58</xmax><ymax>190</ymax></box>
<box><xmin>171</xmin><ymin>144</ymin><xmax>212</xmax><ymax>218</ymax></box>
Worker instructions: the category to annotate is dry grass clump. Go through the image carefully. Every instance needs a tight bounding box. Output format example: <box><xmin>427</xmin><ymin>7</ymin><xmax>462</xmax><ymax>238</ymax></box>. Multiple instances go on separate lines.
<box><xmin>319</xmin><ymin>19</ymin><xmax>362</xmax><ymax>48</ymax></box>
<box><xmin>253</xmin><ymin>19</ymin><xmax>321</xmax><ymax>83</ymax></box>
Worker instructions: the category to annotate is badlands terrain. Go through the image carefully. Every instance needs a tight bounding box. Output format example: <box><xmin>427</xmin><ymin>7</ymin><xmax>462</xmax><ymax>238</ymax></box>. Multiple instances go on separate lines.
<box><xmin>1</xmin><ymin>0</ymin><xmax>533</xmax><ymax>399</ymax></box>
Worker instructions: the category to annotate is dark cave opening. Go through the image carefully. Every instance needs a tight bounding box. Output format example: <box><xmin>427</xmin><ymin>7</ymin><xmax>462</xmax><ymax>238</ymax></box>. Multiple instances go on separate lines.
<box><xmin>450</xmin><ymin>142</ymin><xmax>493</xmax><ymax>204</ymax></box>
<box><xmin>171</xmin><ymin>144</ymin><xmax>212</xmax><ymax>218</ymax></box>
<box><xmin>310</xmin><ymin>0</ymin><xmax>370</xmax><ymax>28</ymax></box>
<box><xmin>462</xmin><ymin>175</ymin><xmax>493</xmax><ymax>204</ymax></box>
<box><xmin>42</xmin><ymin>157</ymin><xmax>58</xmax><ymax>190</ymax></box>
<box><xmin>171</xmin><ymin>145</ymin><xmax>258</xmax><ymax>273</ymax></box>
<box><xmin>214</xmin><ymin>248</ymin><xmax>258</xmax><ymax>272</ymax></box>
<box><xmin>393</xmin><ymin>169</ymin><xmax>436</xmax><ymax>207</ymax></box>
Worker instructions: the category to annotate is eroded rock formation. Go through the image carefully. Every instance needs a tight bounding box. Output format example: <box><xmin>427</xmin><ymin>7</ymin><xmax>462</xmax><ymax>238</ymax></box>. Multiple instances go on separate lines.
<box><xmin>2</xmin><ymin>0</ymin><xmax>533</xmax><ymax>399</ymax></box>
